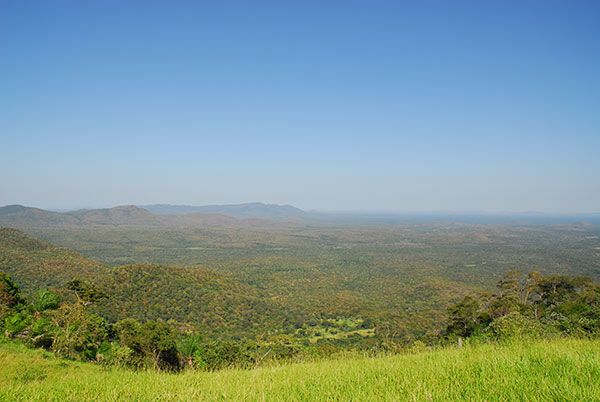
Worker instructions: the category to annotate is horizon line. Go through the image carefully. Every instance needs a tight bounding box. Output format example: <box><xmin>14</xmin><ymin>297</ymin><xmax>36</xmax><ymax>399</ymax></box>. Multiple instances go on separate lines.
<box><xmin>1</xmin><ymin>203</ymin><xmax>599</xmax><ymax>217</ymax></box>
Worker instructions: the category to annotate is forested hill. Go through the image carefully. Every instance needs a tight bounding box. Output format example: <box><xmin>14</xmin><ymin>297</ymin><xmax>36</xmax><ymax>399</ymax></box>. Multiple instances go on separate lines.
<box><xmin>0</xmin><ymin>227</ymin><xmax>105</xmax><ymax>291</ymax></box>
<box><xmin>0</xmin><ymin>228</ymin><xmax>290</xmax><ymax>337</ymax></box>
<box><xmin>3</xmin><ymin>222</ymin><xmax>600</xmax><ymax>345</ymax></box>
<box><xmin>0</xmin><ymin>227</ymin><xmax>471</xmax><ymax>341</ymax></box>
<box><xmin>2</xmin><ymin>226</ymin><xmax>600</xmax><ymax>375</ymax></box>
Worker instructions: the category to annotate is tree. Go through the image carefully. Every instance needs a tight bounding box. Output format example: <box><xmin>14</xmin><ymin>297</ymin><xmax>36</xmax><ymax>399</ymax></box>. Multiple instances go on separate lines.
<box><xmin>445</xmin><ymin>296</ymin><xmax>486</xmax><ymax>338</ymax></box>
<box><xmin>498</xmin><ymin>270</ymin><xmax>520</xmax><ymax>298</ymax></box>
<box><xmin>534</xmin><ymin>276</ymin><xmax>589</xmax><ymax>307</ymax></box>
<box><xmin>489</xmin><ymin>311</ymin><xmax>543</xmax><ymax>339</ymax></box>
<box><xmin>113</xmin><ymin>319</ymin><xmax>180</xmax><ymax>370</ymax></box>
<box><xmin>66</xmin><ymin>279</ymin><xmax>107</xmax><ymax>304</ymax></box>
<box><xmin>177</xmin><ymin>334</ymin><xmax>204</xmax><ymax>369</ymax></box>
<box><xmin>3</xmin><ymin>311</ymin><xmax>31</xmax><ymax>338</ymax></box>
<box><xmin>443</xmin><ymin>272</ymin><xmax>600</xmax><ymax>341</ymax></box>
<box><xmin>31</xmin><ymin>290</ymin><xmax>60</xmax><ymax>314</ymax></box>
<box><xmin>138</xmin><ymin>321</ymin><xmax>180</xmax><ymax>370</ymax></box>
<box><xmin>112</xmin><ymin>318</ymin><xmax>144</xmax><ymax>368</ymax></box>
<box><xmin>49</xmin><ymin>300</ymin><xmax>107</xmax><ymax>360</ymax></box>
<box><xmin>0</xmin><ymin>271</ymin><xmax>22</xmax><ymax>318</ymax></box>
<box><xmin>522</xmin><ymin>271</ymin><xmax>543</xmax><ymax>305</ymax></box>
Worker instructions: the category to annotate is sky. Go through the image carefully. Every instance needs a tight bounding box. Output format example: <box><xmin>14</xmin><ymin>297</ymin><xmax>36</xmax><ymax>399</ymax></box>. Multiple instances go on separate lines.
<box><xmin>1</xmin><ymin>1</ymin><xmax>599</xmax><ymax>213</ymax></box>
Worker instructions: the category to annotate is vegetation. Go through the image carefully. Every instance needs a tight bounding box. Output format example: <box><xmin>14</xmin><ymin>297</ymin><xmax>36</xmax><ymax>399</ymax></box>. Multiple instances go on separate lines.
<box><xmin>2</xmin><ymin>224</ymin><xmax>600</xmax><ymax>367</ymax></box>
<box><xmin>443</xmin><ymin>271</ymin><xmax>600</xmax><ymax>341</ymax></box>
<box><xmin>0</xmin><ymin>338</ymin><xmax>598</xmax><ymax>401</ymax></box>
<box><xmin>1</xmin><ymin>214</ymin><xmax>600</xmax><ymax>398</ymax></box>
<box><xmin>2</xmin><ymin>227</ymin><xmax>599</xmax><ymax>372</ymax></box>
<box><xmin>5</xmin><ymin>220</ymin><xmax>600</xmax><ymax>344</ymax></box>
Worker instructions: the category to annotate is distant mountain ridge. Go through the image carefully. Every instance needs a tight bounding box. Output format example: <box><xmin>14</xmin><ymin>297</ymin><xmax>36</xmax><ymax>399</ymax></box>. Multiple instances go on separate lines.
<box><xmin>141</xmin><ymin>202</ymin><xmax>306</xmax><ymax>220</ymax></box>
<box><xmin>3</xmin><ymin>204</ymin><xmax>599</xmax><ymax>228</ymax></box>
<box><xmin>0</xmin><ymin>204</ymin><xmax>160</xmax><ymax>228</ymax></box>
<box><xmin>0</xmin><ymin>203</ymin><xmax>302</xmax><ymax>229</ymax></box>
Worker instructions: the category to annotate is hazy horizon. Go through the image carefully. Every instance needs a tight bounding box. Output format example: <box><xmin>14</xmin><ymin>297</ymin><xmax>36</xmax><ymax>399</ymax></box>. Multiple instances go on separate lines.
<box><xmin>2</xmin><ymin>202</ymin><xmax>599</xmax><ymax>216</ymax></box>
<box><xmin>2</xmin><ymin>2</ymin><xmax>599</xmax><ymax>213</ymax></box>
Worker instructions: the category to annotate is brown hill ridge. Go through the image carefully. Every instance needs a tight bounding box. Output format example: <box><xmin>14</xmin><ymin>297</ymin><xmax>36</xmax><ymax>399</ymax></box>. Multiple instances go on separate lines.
<box><xmin>0</xmin><ymin>204</ymin><xmax>283</xmax><ymax>229</ymax></box>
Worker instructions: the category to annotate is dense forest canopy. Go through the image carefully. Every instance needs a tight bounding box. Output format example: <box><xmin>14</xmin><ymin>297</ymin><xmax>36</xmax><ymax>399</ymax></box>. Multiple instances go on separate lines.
<box><xmin>1</xmin><ymin>217</ymin><xmax>599</xmax><ymax>370</ymax></box>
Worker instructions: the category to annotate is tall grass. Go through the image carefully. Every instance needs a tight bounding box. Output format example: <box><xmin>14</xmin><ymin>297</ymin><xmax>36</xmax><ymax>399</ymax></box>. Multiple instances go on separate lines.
<box><xmin>1</xmin><ymin>338</ymin><xmax>599</xmax><ymax>401</ymax></box>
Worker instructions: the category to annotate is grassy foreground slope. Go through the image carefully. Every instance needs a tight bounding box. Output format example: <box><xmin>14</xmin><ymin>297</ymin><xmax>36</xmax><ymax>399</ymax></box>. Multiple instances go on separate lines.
<box><xmin>2</xmin><ymin>338</ymin><xmax>599</xmax><ymax>401</ymax></box>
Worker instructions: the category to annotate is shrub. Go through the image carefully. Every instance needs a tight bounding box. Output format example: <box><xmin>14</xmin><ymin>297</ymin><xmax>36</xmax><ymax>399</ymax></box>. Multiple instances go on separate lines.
<box><xmin>31</xmin><ymin>290</ymin><xmax>61</xmax><ymax>313</ymax></box>
<box><xmin>97</xmin><ymin>341</ymin><xmax>135</xmax><ymax>367</ymax></box>
<box><xmin>489</xmin><ymin>311</ymin><xmax>544</xmax><ymax>339</ymax></box>
<box><xmin>3</xmin><ymin>312</ymin><xmax>31</xmax><ymax>338</ymax></box>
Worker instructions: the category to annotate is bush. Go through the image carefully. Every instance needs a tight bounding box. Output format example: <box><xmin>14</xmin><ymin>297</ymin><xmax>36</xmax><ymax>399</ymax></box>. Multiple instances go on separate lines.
<box><xmin>3</xmin><ymin>312</ymin><xmax>31</xmax><ymax>338</ymax></box>
<box><xmin>97</xmin><ymin>341</ymin><xmax>135</xmax><ymax>367</ymax></box>
<box><xmin>31</xmin><ymin>290</ymin><xmax>60</xmax><ymax>312</ymax></box>
<box><xmin>0</xmin><ymin>272</ymin><xmax>23</xmax><ymax>318</ymax></box>
<box><xmin>50</xmin><ymin>302</ymin><xmax>108</xmax><ymax>360</ymax></box>
<box><xmin>489</xmin><ymin>312</ymin><xmax>544</xmax><ymax>339</ymax></box>
<box><xmin>29</xmin><ymin>316</ymin><xmax>55</xmax><ymax>348</ymax></box>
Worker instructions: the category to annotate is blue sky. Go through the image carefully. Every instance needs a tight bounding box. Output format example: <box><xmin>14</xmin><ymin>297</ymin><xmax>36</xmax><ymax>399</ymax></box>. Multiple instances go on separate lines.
<box><xmin>1</xmin><ymin>1</ymin><xmax>599</xmax><ymax>212</ymax></box>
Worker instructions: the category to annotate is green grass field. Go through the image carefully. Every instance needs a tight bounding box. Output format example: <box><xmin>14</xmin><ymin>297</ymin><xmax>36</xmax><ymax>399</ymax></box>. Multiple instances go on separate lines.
<box><xmin>1</xmin><ymin>338</ymin><xmax>599</xmax><ymax>401</ymax></box>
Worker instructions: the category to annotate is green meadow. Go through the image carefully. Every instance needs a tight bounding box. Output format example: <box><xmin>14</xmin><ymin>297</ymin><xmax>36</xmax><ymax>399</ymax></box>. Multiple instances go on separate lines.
<box><xmin>2</xmin><ymin>338</ymin><xmax>599</xmax><ymax>401</ymax></box>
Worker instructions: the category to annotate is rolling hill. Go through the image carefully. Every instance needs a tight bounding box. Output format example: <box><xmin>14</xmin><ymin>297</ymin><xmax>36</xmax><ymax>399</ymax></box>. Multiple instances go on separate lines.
<box><xmin>95</xmin><ymin>263</ymin><xmax>290</xmax><ymax>336</ymax></box>
<box><xmin>0</xmin><ymin>227</ymin><xmax>105</xmax><ymax>291</ymax></box>
<box><xmin>0</xmin><ymin>228</ymin><xmax>288</xmax><ymax>336</ymax></box>
<box><xmin>0</xmin><ymin>205</ymin><xmax>79</xmax><ymax>227</ymax></box>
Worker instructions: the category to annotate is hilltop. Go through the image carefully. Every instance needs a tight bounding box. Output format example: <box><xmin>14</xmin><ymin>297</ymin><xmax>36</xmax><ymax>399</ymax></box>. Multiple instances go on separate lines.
<box><xmin>1</xmin><ymin>338</ymin><xmax>598</xmax><ymax>401</ymax></box>
<box><xmin>0</xmin><ymin>204</ymin><xmax>162</xmax><ymax>228</ymax></box>
<box><xmin>0</xmin><ymin>205</ymin><xmax>79</xmax><ymax>227</ymax></box>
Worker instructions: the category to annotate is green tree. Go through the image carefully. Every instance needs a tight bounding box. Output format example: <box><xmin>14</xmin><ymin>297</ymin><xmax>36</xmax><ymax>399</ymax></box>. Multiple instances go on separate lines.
<box><xmin>445</xmin><ymin>296</ymin><xmax>486</xmax><ymax>338</ymax></box>
<box><xmin>66</xmin><ymin>279</ymin><xmax>107</xmax><ymax>304</ymax></box>
<box><xmin>0</xmin><ymin>271</ymin><xmax>22</xmax><ymax>318</ymax></box>
<box><xmin>138</xmin><ymin>321</ymin><xmax>180</xmax><ymax>370</ymax></box>
<box><xmin>489</xmin><ymin>311</ymin><xmax>544</xmax><ymax>339</ymax></box>
<box><xmin>177</xmin><ymin>334</ymin><xmax>204</xmax><ymax>369</ymax></box>
<box><xmin>113</xmin><ymin>319</ymin><xmax>180</xmax><ymax>370</ymax></box>
<box><xmin>50</xmin><ymin>301</ymin><xmax>108</xmax><ymax>360</ymax></box>
<box><xmin>31</xmin><ymin>290</ymin><xmax>60</xmax><ymax>313</ymax></box>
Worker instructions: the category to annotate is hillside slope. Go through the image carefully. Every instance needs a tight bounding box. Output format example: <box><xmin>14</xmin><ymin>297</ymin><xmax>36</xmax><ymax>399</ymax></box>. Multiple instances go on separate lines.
<box><xmin>0</xmin><ymin>228</ymin><xmax>286</xmax><ymax>336</ymax></box>
<box><xmin>1</xmin><ymin>338</ymin><xmax>598</xmax><ymax>401</ymax></box>
<box><xmin>0</xmin><ymin>227</ymin><xmax>105</xmax><ymax>291</ymax></box>
<box><xmin>95</xmin><ymin>263</ymin><xmax>289</xmax><ymax>335</ymax></box>
<box><xmin>0</xmin><ymin>205</ymin><xmax>79</xmax><ymax>227</ymax></box>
